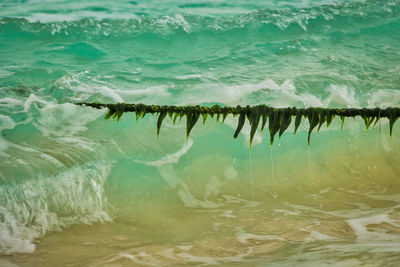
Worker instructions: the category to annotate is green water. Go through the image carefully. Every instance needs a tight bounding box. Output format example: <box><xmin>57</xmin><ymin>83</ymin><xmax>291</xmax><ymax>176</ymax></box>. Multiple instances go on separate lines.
<box><xmin>1</xmin><ymin>0</ymin><xmax>400</xmax><ymax>266</ymax></box>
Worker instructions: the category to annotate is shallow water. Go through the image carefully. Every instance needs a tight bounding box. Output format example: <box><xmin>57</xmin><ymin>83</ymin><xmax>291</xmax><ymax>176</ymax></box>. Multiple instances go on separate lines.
<box><xmin>1</xmin><ymin>0</ymin><xmax>400</xmax><ymax>266</ymax></box>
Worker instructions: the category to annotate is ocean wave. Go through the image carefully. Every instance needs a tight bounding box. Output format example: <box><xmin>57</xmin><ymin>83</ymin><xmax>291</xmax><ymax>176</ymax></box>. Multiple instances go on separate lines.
<box><xmin>1</xmin><ymin>0</ymin><xmax>399</xmax><ymax>38</ymax></box>
<box><xmin>0</xmin><ymin>161</ymin><xmax>112</xmax><ymax>255</ymax></box>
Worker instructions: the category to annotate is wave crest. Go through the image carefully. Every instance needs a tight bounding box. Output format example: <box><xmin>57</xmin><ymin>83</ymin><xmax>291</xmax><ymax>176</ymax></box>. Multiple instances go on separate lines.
<box><xmin>1</xmin><ymin>0</ymin><xmax>399</xmax><ymax>38</ymax></box>
<box><xmin>0</xmin><ymin>162</ymin><xmax>112</xmax><ymax>255</ymax></box>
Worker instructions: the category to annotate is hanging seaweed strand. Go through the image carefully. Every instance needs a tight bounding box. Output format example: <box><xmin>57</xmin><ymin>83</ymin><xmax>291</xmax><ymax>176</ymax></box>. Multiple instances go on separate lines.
<box><xmin>76</xmin><ymin>102</ymin><xmax>400</xmax><ymax>146</ymax></box>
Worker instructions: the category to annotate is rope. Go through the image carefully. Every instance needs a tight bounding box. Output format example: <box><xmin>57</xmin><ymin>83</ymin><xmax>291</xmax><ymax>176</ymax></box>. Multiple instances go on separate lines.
<box><xmin>76</xmin><ymin>102</ymin><xmax>400</xmax><ymax>146</ymax></box>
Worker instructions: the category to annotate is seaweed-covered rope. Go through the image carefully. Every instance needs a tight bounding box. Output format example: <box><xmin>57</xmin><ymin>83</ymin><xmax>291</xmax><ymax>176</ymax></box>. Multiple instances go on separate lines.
<box><xmin>76</xmin><ymin>102</ymin><xmax>400</xmax><ymax>146</ymax></box>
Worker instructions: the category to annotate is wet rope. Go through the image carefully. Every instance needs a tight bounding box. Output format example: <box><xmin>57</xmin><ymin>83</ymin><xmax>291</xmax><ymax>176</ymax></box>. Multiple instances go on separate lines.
<box><xmin>76</xmin><ymin>102</ymin><xmax>400</xmax><ymax>146</ymax></box>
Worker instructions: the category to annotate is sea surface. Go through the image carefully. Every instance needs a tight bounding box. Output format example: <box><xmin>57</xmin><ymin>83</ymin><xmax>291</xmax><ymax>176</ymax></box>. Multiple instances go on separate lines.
<box><xmin>1</xmin><ymin>0</ymin><xmax>400</xmax><ymax>266</ymax></box>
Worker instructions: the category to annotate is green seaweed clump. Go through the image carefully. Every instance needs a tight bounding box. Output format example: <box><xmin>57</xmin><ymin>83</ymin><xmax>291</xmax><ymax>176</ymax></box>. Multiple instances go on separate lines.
<box><xmin>76</xmin><ymin>102</ymin><xmax>400</xmax><ymax>147</ymax></box>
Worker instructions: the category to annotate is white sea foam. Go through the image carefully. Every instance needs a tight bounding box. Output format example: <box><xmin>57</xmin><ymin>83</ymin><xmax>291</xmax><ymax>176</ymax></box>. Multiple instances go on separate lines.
<box><xmin>324</xmin><ymin>85</ymin><xmax>360</xmax><ymax>108</ymax></box>
<box><xmin>25</xmin><ymin>12</ymin><xmax>139</xmax><ymax>23</ymax></box>
<box><xmin>305</xmin><ymin>231</ymin><xmax>338</xmax><ymax>242</ymax></box>
<box><xmin>175</xmin><ymin>74</ymin><xmax>203</xmax><ymax>80</ymax></box>
<box><xmin>114</xmin><ymin>85</ymin><xmax>171</xmax><ymax>98</ymax></box>
<box><xmin>347</xmin><ymin>213</ymin><xmax>400</xmax><ymax>241</ymax></box>
<box><xmin>107</xmin><ymin>252</ymin><xmax>161</xmax><ymax>266</ymax></box>
<box><xmin>164</xmin><ymin>78</ymin><xmax>400</xmax><ymax>114</ymax></box>
<box><xmin>55</xmin><ymin>71</ymin><xmax>125</xmax><ymax>103</ymax></box>
<box><xmin>236</xmin><ymin>230</ymin><xmax>285</xmax><ymax>244</ymax></box>
<box><xmin>367</xmin><ymin>89</ymin><xmax>400</xmax><ymax>108</ymax></box>
<box><xmin>55</xmin><ymin>136</ymin><xmax>97</xmax><ymax>152</ymax></box>
<box><xmin>176</xmin><ymin>252</ymin><xmax>219</xmax><ymax>265</ymax></box>
<box><xmin>55</xmin><ymin>71</ymin><xmax>175</xmax><ymax>104</ymax></box>
<box><xmin>38</xmin><ymin>152</ymin><xmax>64</xmax><ymax>168</ymax></box>
<box><xmin>35</xmin><ymin>103</ymin><xmax>104</xmax><ymax>137</ymax></box>
<box><xmin>134</xmin><ymin>139</ymin><xmax>193</xmax><ymax>167</ymax></box>
<box><xmin>0</xmin><ymin>98</ymin><xmax>23</xmax><ymax>108</ymax></box>
<box><xmin>155</xmin><ymin>14</ymin><xmax>192</xmax><ymax>33</ymax></box>
<box><xmin>0</xmin><ymin>162</ymin><xmax>112</xmax><ymax>255</ymax></box>
<box><xmin>174</xmin><ymin>79</ymin><xmax>324</xmax><ymax>107</ymax></box>
<box><xmin>23</xmin><ymin>94</ymin><xmax>47</xmax><ymax>113</ymax></box>
<box><xmin>0</xmin><ymin>114</ymin><xmax>16</xmax><ymax>131</ymax></box>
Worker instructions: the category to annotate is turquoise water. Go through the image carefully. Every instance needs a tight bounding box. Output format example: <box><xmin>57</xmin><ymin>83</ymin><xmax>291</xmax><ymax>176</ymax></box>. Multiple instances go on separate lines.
<box><xmin>1</xmin><ymin>0</ymin><xmax>400</xmax><ymax>266</ymax></box>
